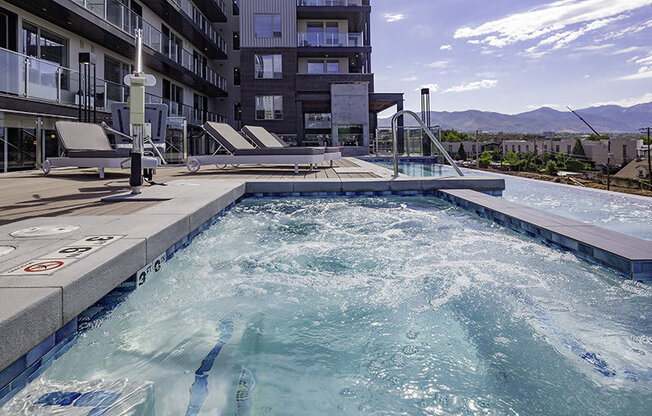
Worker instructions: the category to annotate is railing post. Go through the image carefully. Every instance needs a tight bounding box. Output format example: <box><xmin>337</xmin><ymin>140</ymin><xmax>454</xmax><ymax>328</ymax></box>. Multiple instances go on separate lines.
<box><xmin>24</xmin><ymin>58</ymin><xmax>29</xmax><ymax>97</ymax></box>
<box><xmin>56</xmin><ymin>67</ymin><xmax>61</xmax><ymax>103</ymax></box>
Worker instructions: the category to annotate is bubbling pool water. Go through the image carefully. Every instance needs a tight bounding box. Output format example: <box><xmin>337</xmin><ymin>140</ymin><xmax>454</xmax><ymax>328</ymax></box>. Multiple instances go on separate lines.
<box><xmin>28</xmin><ymin>197</ymin><xmax>652</xmax><ymax>415</ymax></box>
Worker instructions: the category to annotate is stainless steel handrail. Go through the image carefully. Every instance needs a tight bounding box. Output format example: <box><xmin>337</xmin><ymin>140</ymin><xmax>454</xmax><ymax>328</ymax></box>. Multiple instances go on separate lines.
<box><xmin>391</xmin><ymin>110</ymin><xmax>464</xmax><ymax>177</ymax></box>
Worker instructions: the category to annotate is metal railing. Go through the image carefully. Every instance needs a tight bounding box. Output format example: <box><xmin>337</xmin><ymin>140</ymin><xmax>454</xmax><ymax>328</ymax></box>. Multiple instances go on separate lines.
<box><xmin>0</xmin><ymin>47</ymin><xmax>224</xmax><ymax>126</ymax></box>
<box><xmin>298</xmin><ymin>32</ymin><xmax>364</xmax><ymax>47</ymax></box>
<box><xmin>298</xmin><ymin>0</ymin><xmax>363</xmax><ymax>5</ymax></box>
<box><xmin>70</xmin><ymin>0</ymin><xmax>226</xmax><ymax>91</ymax></box>
<box><xmin>391</xmin><ymin>110</ymin><xmax>464</xmax><ymax>177</ymax></box>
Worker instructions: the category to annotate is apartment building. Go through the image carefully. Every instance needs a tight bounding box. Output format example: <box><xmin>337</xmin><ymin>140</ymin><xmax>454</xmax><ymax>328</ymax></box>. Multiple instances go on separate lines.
<box><xmin>0</xmin><ymin>0</ymin><xmax>402</xmax><ymax>172</ymax></box>
<box><xmin>0</xmin><ymin>0</ymin><xmax>240</xmax><ymax>173</ymax></box>
<box><xmin>238</xmin><ymin>0</ymin><xmax>403</xmax><ymax>155</ymax></box>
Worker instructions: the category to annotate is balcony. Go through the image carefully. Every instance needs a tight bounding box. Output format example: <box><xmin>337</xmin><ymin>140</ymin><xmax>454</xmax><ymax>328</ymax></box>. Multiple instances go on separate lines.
<box><xmin>298</xmin><ymin>0</ymin><xmax>366</xmax><ymax>6</ymax></box>
<box><xmin>171</xmin><ymin>0</ymin><xmax>227</xmax><ymax>22</ymax></box>
<box><xmin>296</xmin><ymin>72</ymin><xmax>373</xmax><ymax>92</ymax></box>
<box><xmin>298</xmin><ymin>32</ymin><xmax>364</xmax><ymax>47</ymax></box>
<box><xmin>297</xmin><ymin>0</ymin><xmax>370</xmax><ymax>23</ymax></box>
<box><xmin>0</xmin><ymin>47</ymin><xmax>224</xmax><ymax>126</ymax></box>
<box><xmin>139</xmin><ymin>0</ymin><xmax>228</xmax><ymax>57</ymax></box>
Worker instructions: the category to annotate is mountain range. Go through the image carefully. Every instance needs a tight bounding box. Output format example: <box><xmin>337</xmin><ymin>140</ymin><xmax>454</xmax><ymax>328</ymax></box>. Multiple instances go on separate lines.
<box><xmin>379</xmin><ymin>102</ymin><xmax>652</xmax><ymax>134</ymax></box>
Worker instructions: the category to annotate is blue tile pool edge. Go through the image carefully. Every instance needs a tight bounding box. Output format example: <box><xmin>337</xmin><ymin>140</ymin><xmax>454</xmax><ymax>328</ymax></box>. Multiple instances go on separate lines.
<box><xmin>1</xmin><ymin>189</ymin><xmax>647</xmax><ymax>407</ymax></box>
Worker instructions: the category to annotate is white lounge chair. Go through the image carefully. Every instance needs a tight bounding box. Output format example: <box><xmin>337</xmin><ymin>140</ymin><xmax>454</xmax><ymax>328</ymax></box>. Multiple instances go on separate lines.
<box><xmin>187</xmin><ymin>122</ymin><xmax>325</xmax><ymax>174</ymax></box>
<box><xmin>43</xmin><ymin>121</ymin><xmax>160</xmax><ymax>179</ymax></box>
<box><xmin>241</xmin><ymin>125</ymin><xmax>342</xmax><ymax>166</ymax></box>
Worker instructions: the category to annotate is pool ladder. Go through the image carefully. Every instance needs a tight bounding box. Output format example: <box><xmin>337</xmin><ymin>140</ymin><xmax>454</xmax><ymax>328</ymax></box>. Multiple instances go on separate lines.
<box><xmin>390</xmin><ymin>110</ymin><xmax>464</xmax><ymax>178</ymax></box>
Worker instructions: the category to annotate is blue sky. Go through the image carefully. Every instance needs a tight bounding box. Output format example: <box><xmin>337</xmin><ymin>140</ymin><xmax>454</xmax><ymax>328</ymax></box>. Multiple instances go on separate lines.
<box><xmin>371</xmin><ymin>0</ymin><xmax>652</xmax><ymax>116</ymax></box>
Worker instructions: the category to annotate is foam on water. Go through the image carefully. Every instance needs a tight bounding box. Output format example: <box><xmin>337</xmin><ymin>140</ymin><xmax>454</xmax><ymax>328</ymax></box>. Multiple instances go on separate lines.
<box><xmin>17</xmin><ymin>197</ymin><xmax>652</xmax><ymax>415</ymax></box>
<box><xmin>383</xmin><ymin>162</ymin><xmax>652</xmax><ymax>241</ymax></box>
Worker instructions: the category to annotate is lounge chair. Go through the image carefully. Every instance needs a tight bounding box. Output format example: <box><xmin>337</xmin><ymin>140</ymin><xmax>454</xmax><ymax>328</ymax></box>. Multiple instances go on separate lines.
<box><xmin>242</xmin><ymin>125</ymin><xmax>342</xmax><ymax>165</ymax></box>
<box><xmin>186</xmin><ymin>122</ymin><xmax>325</xmax><ymax>174</ymax></box>
<box><xmin>43</xmin><ymin>121</ymin><xmax>160</xmax><ymax>179</ymax></box>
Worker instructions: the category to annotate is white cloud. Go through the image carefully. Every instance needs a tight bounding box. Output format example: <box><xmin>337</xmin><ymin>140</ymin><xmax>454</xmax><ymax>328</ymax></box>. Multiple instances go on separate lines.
<box><xmin>590</xmin><ymin>92</ymin><xmax>652</xmax><ymax>107</ymax></box>
<box><xmin>401</xmin><ymin>76</ymin><xmax>418</xmax><ymax>82</ymax></box>
<box><xmin>383</xmin><ymin>13</ymin><xmax>405</xmax><ymax>23</ymax></box>
<box><xmin>619</xmin><ymin>51</ymin><xmax>652</xmax><ymax>79</ymax></box>
<box><xmin>415</xmin><ymin>83</ymin><xmax>439</xmax><ymax>92</ymax></box>
<box><xmin>454</xmin><ymin>0</ymin><xmax>652</xmax><ymax>51</ymax></box>
<box><xmin>444</xmin><ymin>79</ymin><xmax>498</xmax><ymax>93</ymax></box>
<box><xmin>573</xmin><ymin>43</ymin><xmax>615</xmax><ymax>51</ymax></box>
<box><xmin>613</xmin><ymin>46</ymin><xmax>647</xmax><ymax>54</ymax></box>
<box><xmin>440</xmin><ymin>44</ymin><xmax>452</xmax><ymax>51</ymax></box>
<box><xmin>428</xmin><ymin>60</ymin><xmax>449</xmax><ymax>68</ymax></box>
<box><xmin>600</xmin><ymin>18</ymin><xmax>652</xmax><ymax>40</ymax></box>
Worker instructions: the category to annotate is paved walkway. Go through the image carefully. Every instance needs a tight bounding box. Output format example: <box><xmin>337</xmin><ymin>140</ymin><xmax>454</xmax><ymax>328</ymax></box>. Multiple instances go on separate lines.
<box><xmin>0</xmin><ymin>158</ymin><xmax>389</xmax><ymax>225</ymax></box>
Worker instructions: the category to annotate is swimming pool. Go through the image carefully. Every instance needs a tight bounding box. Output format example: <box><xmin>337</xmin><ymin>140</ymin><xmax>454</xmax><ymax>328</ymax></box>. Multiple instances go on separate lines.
<box><xmin>7</xmin><ymin>197</ymin><xmax>651</xmax><ymax>415</ymax></box>
<box><xmin>378</xmin><ymin>162</ymin><xmax>652</xmax><ymax>241</ymax></box>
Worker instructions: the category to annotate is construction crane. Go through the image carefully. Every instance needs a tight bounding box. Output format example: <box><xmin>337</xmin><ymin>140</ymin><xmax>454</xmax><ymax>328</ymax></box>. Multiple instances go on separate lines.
<box><xmin>566</xmin><ymin>106</ymin><xmax>612</xmax><ymax>190</ymax></box>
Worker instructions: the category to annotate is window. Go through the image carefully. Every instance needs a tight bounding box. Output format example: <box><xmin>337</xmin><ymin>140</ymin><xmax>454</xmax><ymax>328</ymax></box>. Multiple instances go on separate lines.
<box><xmin>255</xmin><ymin>95</ymin><xmax>283</xmax><ymax>120</ymax></box>
<box><xmin>233</xmin><ymin>0</ymin><xmax>240</xmax><ymax>16</ymax></box>
<box><xmin>22</xmin><ymin>23</ymin><xmax>67</xmax><ymax>67</ymax></box>
<box><xmin>234</xmin><ymin>67</ymin><xmax>240</xmax><ymax>85</ymax></box>
<box><xmin>305</xmin><ymin>21</ymin><xmax>339</xmax><ymax>46</ymax></box>
<box><xmin>556</xmin><ymin>145</ymin><xmax>560</xmax><ymax>153</ymax></box>
<box><xmin>307</xmin><ymin>59</ymin><xmax>340</xmax><ymax>74</ymax></box>
<box><xmin>623</xmin><ymin>144</ymin><xmax>627</xmax><ymax>158</ymax></box>
<box><xmin>337</xmin><ymin>124</ymin><xmax>363</xmax><ymax>146</ymax></box>
<box><xmin>104</xmin><ymin>56</ymin><xmax>130</xmax><ymax>105</ymax></box>
<box><xmin>234</xmin><ymin>102</ymin><xmax>242</xmax><ymax>121</ymax></box>
<box><xmin>255</xmin><ymin>14</ymin><xmax>281</xmax><ymax>38</ymax></box>
<box><xmin>255</xmin><ymin>55</ymin><xmax>282</xmax><ymax>79</ymax></box>
<box><xmin>233</xmin><ymin>32</ymin><xmax>240</xmax><ymax>50</ymax></box>
<box><xmin>305</xmin><ymin>113</ymin><xmax>331</xmax><ymax>129</ymax></box>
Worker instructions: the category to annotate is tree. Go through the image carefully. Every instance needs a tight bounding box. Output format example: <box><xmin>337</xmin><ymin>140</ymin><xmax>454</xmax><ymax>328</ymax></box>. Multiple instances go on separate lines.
<box><xmin>544</xmin><ymin>160</ymin><xmax>558</xmax><ymax>176</ymax></box>
<box><xmin>456</xmin><ymin>143</ymin><xmax>467</xmax><ymax>160</ymax></box>
<box><xmin>504</xmin><ymin>151</ymin><xmax>519</xmax><ymax>166</ymax></box>
<box><xmin>571</xmin><ymin>138</ymin><xmax>586</xmax><ymax>158</ymax></box>
<box><xmin>479</xmin><ymin>151</ymin><xmax>492</xmax><ymax>167</ymax></box>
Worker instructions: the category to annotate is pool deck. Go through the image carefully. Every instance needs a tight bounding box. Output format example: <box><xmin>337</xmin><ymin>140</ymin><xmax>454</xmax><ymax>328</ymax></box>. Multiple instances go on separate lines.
<box><xmin>0</xmin><ymin>156</ymin><xmax>651</xmax><ymax>407</ymax></box>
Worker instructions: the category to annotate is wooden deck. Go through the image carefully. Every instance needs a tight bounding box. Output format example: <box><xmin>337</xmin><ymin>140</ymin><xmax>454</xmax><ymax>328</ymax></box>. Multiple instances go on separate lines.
<box><xmin>0</xmin><ymin>158</ymin><xmax>383</xmax><ymax>225</ymax></box>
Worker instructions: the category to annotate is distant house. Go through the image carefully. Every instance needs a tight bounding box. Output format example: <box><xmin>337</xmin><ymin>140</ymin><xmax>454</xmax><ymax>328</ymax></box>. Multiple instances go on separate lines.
<box><xmin>615</xmin><ymin>159</ymin><xmax>649</xmax><ymax>180</ymax></box>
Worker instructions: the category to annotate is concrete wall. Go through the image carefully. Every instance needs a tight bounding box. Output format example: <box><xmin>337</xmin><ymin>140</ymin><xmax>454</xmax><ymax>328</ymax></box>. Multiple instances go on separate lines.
<box><xmin>240</xmin><ymin>0</ymin><xmax>297</xmax><ymax>48</ymax></box>
<box><xmin>330</xmin><ymin>83</ymin><xmax>369</xmax><ymax>147</ymax></box>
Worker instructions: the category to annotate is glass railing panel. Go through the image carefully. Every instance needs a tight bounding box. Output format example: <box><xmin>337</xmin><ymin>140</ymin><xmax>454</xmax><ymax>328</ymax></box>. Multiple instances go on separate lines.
<box><xmin>61</xmin><ymin>69</ymin><xmax>79</xmax><ymax>106</ymax></box>
<box><xmin>106</xmin><ymin>0</ymin><xmax>124</xmax><ymax>28</ymax></box>
<box><xmin>27</xmin><ymin>59</ymin><xmax>59</xmax><ymax>102</ymax></box>
<box><xmin>0</xmin><ymin>49</ymin><xmax>25</xmax><ymax>96</ymax></box>
<box><xmin>86</xmin><ymin>0</ymin><xmax>105</xmax><ymax>18</ymax></box>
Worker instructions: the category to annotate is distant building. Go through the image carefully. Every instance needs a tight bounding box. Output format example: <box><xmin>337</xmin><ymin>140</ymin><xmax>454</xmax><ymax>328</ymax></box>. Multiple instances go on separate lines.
<box><xmin>615</xmin><ymin>159</ymin><xmax>649</xmax><ymax>180</ymax></box>
<box><xmin>543</xmin><ymin>131</ymin><xmax>555</xmax><ymax>138</ymax></box>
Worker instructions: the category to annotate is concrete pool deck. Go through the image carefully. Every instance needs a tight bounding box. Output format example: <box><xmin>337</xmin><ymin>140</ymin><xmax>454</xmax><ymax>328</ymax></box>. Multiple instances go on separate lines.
<box><xmin>0</xmin><ymin>157</ymin><xmax>650</xmax><ymax>407</ymax></box>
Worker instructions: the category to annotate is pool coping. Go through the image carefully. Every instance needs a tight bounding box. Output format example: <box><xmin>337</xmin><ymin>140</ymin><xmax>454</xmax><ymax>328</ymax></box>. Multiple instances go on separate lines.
<box><xmin>0</xmin><ymin>170</ymin><xmax>650</xmax><ymax>407</ymax></box>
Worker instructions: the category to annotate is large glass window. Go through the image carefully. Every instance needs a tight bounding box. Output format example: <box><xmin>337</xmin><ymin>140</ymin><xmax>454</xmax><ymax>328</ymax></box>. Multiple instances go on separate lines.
<box><xmin>255</xmin><ymin>55</ymin><xmax>282</xmax><ymax>79</ymax></box>
<box><xmin>305</xmin><ymin>113</ymin><xmax>331</xmax><ymax>129</ymax></box>
<box><xmin>22</xmin><ymin>23</ymin><xmax>67</xmax><ymax>67</ymax></box>
<box><xmin>307</xmin><ymin>60</ymin><xmax>340</xmax><ymax>74</ymax></box>
<box><xmin>255</xmin><ymin>95</ymin><xmax>283</xmax><ymax>120</ymax></box>
<box><xmin>255</xmin><ymin>14</ymin><xmax>281</xmax><ymax>38</ymax></box>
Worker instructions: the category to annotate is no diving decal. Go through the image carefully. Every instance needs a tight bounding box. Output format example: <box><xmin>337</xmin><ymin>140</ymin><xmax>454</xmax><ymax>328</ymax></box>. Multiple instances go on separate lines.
<box><xmin>1</xmin><ymin>235</ymin><xmax>124</xmax><ymax>276</ymax></box>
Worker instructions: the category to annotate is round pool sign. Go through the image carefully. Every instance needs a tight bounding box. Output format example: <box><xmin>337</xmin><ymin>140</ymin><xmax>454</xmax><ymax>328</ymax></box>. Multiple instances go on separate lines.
<box><xmin>10</xmin><ymin>225</ymin><xmax>80</xmax><ymax>238</ymax></box>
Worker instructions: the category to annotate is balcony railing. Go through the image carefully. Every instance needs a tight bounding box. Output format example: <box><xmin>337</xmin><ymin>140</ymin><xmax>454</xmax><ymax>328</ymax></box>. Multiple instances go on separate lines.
<box><xmin>0</xmin><ymin>47</ymin><xmax>224</xmax><ymax>126</ymax></box>
<box><xmin>70</xmin><ymin>0</ymin><xmax>227</xmax><ymax>79</ymax></box>
<box><xmin>298</xmin><ymin>32</ymin><xmax>363</xmax><ymax>47</ymax></box>
<box><xmin>298</xmin><ymin>0</ymin><xmax>363</xmax><ymax>6</ymax></box>
<box><xmin>168</xmin><ymin>0</ymin><xmax>227</xmax><ymax>47</ymax></box>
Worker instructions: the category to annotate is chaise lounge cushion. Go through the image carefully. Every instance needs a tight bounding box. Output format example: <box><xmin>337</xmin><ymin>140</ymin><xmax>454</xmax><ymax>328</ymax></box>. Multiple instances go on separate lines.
<box><xmin>233</xmin><ymin>148</ymin><xmax>325</xmax><ymax>156</ymax></box>
<box><xmin>243</xmin><ymin>125</ymin><xmax>340</xmax><ymax>153</ymax></box>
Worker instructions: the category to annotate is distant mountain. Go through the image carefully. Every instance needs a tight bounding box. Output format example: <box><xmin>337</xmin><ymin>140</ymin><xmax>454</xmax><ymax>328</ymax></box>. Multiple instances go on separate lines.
<box><xmin>378</xmin><ymin>102</ymin><xmax>652</xmax><ymax>133</ymax></box>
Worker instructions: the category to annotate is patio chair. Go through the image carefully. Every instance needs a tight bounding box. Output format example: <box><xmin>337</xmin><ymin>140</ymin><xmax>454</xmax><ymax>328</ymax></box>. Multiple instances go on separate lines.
<box><xmin>242</xmin><ymin>125</ymin><xmax>341</xmax><ymax>166</ymax></box>
<box><xmin>186</xmin><ymin>122</ymin><xmax>325</xmax><ymax>174</ymax></box>
<box><xmin>43</xmin><ymin>121</ymin><xmax>160</xmax><ymax>179</ymax></box>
